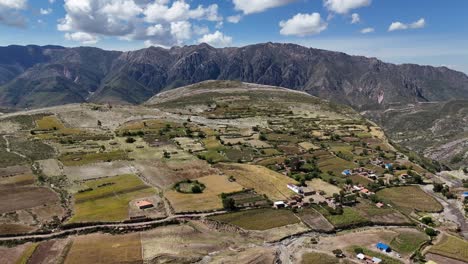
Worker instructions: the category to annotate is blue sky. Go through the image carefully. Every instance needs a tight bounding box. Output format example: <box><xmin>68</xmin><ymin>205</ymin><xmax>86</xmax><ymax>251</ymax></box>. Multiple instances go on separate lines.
<box><xmin>1</xmin><ymin>0</ymin><xmax>468</xmax><ymax>74</ymax></box>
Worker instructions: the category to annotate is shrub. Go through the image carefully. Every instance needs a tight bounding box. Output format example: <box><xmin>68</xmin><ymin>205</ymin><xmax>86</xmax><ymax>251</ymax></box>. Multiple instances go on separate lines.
<box><xmin>125</xmin><ymin>137</ymin><xmax>136</xmax><ymax>143</ymax></box>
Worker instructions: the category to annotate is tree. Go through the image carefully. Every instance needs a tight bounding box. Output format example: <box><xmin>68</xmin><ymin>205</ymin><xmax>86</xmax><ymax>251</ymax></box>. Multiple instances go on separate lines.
<box><xmin>425</xmin><ymin>228</ymin><xmax>437</xmax><ymax>237</ymax></box>
<box><xmin>126</xmin><ymin>137</ymin><xmax>136</xmax><ymax>143</ymax></box>
<box><xmin>421</xmin><ymin>216</ymin><xmax>433</xmax><ymax>225</ymax></box>
<box><xmin>433</xmin><ymin>183</ymin><xmax>444</xmax><ymax>192</ymax></box>
<box><xmin>97</xmin><ymin>120</ymin><xmax>102</xmax><ymax>127</ymax></box>
<box><xmin>222</xmin><ymin>197</ymin><xmax>236</xmax><ymax>211</ymax></box>
<box><xmin>191</xmin><ymin>185</ymin><xmax>202</xmax><ymax>193</ymax></box>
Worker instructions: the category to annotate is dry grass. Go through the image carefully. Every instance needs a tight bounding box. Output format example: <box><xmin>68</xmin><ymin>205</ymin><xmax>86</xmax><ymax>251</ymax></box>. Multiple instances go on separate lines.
<box><xmin>165</xmin><ymin>175</ymin><xmax>243</xmax><ymax>213</ymax></box>
<box><xmin>64</xmin><ymin>233</ymin><xmax>142</xmax><ymax>264</ymax></box>
<box><xmin>306</xmin><ymin>179</ymin><xmax>341</xmax><ymax>196</ymax></box>
<box><xmin>210</xmin><ymin>208</ymin><xmax>300</xmax><ymax>231</ymax></box>
<box><xmin>141</xmin><ymin>221</ymin><xmax>257</xmax><ymax>262</ymax></box>
<box><xmin>377</xmin><ymin>186</ymin><xmax>443</xmax><ymax>214</ymax></box>
<box><xmin>216</xmin><ymin>163</ymin><xmax>298</xmax><ymax>200</ymax></box>
<box><xmin>428</xmin><ymin>234</ymin><xmax>468</xmax><ymax>262</ymax></box>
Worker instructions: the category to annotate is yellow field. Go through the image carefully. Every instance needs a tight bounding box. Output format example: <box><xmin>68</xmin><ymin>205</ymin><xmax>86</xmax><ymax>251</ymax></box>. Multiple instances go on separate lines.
<box><xmin>428</xmin><ymin>234</ymin><xmax>468</xmax><ymax>262</ymax></box>
<box><xmin>69</xmin><ymin>174</ymin><xmax>156</xmax><ymax>223</ymax></box>
<box><xmin>35</xmin><ymin>115</ymin><xmax>81</xmax><ymax>136</ymax></box>
<box><xmin>36</xmin><ymin>116</ymin><xmax>65</xmax><ymax>130</ymax></box>
<box><xmin>216</xmin><ymin>163</ymin><xmax>298</xmax><ymax>201</ymax></box>
<box><xmin>202</xmin><ymin>136</ymin><xmax>223</xmax><ymax>149</ymax></box>
<box><xmin>298</xmin><ymin>142</ymin><xmax>320</xmax><ymax>151</ymax></box>
<box><xmin>377</xmin><ymin>186</ymin><xmax>443</xmax><ymax>214</ymax></box>
<box><xmin>64</xmin><ymin>233</ymin><xmax>142</xmax><ymax>264</ymax></box>
<box><xmin>165</xmin><ymin>175</ymin><xmax>243</xmax><ymax>213</ymax></box>
<box><xmin>307</xmin><ymin>178</ymin><xmax>341</xmax><ymax>196</ymax></box>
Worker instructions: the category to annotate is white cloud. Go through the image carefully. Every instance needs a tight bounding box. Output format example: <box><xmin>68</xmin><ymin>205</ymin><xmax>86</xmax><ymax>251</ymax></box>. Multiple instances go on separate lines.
<box><xmin>360</xmin><ymin>27</ymin><xmax>374</xmax><ymax>34</ymax></box>
<box><xmin>193</xmin><ymin>25</ymin><xmax>209</xmax><ymax>35</ymax></box>
<box><xmin>389</xmin><ymin>18</ymin><xmax>426</xmax><ymax>31</ymax></box>
<box><xmin>146</xmin><ymin>24</ymin><xmax>166</xmax><ymax>36</ymax></box>
<box><xmin>58</xmin><ymin>0</ymin><xmax>222</xmax><ymax>46</ymax></box>
<box><xmin>65</xmin><ymin>31</ymin><xmax>99</xmax><ymax>44</ymax></box>
<box><xmin>0</xmin><ymin>0</ymin><xmax>27</xmax><ymax>9</ymax></box>
<box><xmin>410</xmin><ymin>18</ymin><xmax>425</xmax><ymax>29</ymax></box>
<box><xmin>351</xmin><ymin>13</ymin><xmax>360</xmax><ymax>24</ymax></box>
<box><xmin>279</xmin><ymin>13</ymin><xmax>327</xmax><ymax>37</ymax></box>
<box><xmin>170</xmin><ymin>20</ymin><xmax>192</xmax><ymax>44</ymax></box>
<box><xmin>198</xmin><ymin>30</ymin><xmax>233</xmax><ymax>47</ymax></box>
<box><xmin>324</xmin><ymin>0</ymin><xmax>371</xmax><ymax>14</ymax></box>
<box><xmin>227</xmin><ymin>14</ymin><xmax>242</xmax><ymax>24</ymax></box>
<box><xmin>0</xmin><ymin>0</ymin><xmax>27</xmax><ymax>27</ymax></box>
<box><xmin>58</xmin><ymin>0</ymin><xmax>140</xmax><ymax>36</ymax></box>
<box><xmin>40</xmin><ymin>8</ymin><xmax>52</xmax><ymax>15</ymax></box>
<box><xmin>233</xmin><ymin>0</ymin><xmax>295</xmax><ymax>15</ymax></box>
<box><xmin>49</xmin><ymin>0</ymin><xmax>55</xmax><ymax>3</ymax></box>
<box><xmin>144</xmin><ymin>1</ymin><xmax>221</xmax><ymax>23</ymax></box>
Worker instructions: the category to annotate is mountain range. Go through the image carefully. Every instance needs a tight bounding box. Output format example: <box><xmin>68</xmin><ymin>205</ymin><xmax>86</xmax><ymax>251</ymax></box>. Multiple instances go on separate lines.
<box><xmin>1</xmin><ymin>43</ymin><xmax>468</xmax><ymax>110</ymax></box>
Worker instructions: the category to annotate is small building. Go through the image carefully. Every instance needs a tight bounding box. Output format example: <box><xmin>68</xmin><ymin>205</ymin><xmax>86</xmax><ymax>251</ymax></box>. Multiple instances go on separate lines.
<box><xmin>342</xmin><ymin>169</ymin><xmax>352</xmax><ymax>176</ymax></box>
<box><xmin>462</xmin><ymin>191</ymin><xmax>468</xmax><ymax>198</ymax></box>
<box><xmin>385</xmin><ymin>163</ymin><xmax>393</xmax><ymax>170</ymax></box>
<box><xmin>136</xmin><ymin>200</ymin><xmax>154</xmax><ymax>209</ymax></box>
<box><xmin>376</xmin><ymin>202</ymin><xmax>384</xmax><ymax>208</ymax></box>
<box><xmin>274</xmin><ymin>201</ymin><xmax>286</xmax><ymax>209</ymax></box>
<box><xmin>376</xmin><ymin>242</ymin><xmax>391</xmax><ymax>252</ymax></box>
<box><xmin>356</xmin><ymin>253</ymin><xmax>365</xmax><ymax>260</ymax></box>
<box><xmin>287</xmin><ymin>184</ymin><xmax>302</xmax><ymax>194</ymax></box>
<box><xmin>302</xmin><ymin>187</ymin><xmax>315</xmax><ymax>196</ymax></box>
<box><xmin>372</xmin><ymin>257</ymin><xmax>382</xmax><ymax>263</ymax></box>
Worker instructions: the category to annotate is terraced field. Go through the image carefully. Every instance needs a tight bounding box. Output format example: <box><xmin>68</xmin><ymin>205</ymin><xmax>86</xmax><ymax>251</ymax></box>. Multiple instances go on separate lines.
<box><xmin>70</xmin><ymin>174</ymin><xmax>156</xmax><ymax>222</ymax></box>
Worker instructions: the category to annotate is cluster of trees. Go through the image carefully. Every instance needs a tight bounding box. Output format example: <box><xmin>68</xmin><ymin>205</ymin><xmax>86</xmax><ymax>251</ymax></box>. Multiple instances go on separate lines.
<box><xmin>433</xmin><ymin>183</ymin><xmax>456</xmax><ymax>199</ymax></box>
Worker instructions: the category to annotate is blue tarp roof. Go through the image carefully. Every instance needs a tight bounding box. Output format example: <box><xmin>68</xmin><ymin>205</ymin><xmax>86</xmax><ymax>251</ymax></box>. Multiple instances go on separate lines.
<box><xmin>376</xmin><ymin>242</ymin><xmax>390</xmax><ymax>250</ymax></box>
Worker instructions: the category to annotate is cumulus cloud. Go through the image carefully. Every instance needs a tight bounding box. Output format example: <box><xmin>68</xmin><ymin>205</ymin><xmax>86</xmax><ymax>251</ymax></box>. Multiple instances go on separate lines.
<box><xmin>227</xmin><ymin>15</ymin><xmax>242</xmax><ymax>23</ymax></box>
<box><xmin>279</xmin><ymin>13</ymin><xmax>327</xmax><ymax>36</ymax></box>
<box><xmin>324</xmin><ymin>0</ymin><xmax>371</xmax><ymax>14</ymax></box>
<box><xmin>65</xmin><ymin>31</ymin><xmax>99</xmax><ymax>44</ymax></box>
<box><xmin>144</xmin><ymin>1</ymin><xmax>221</xmax><ymax>23</ymax></box>
<box><xmin>170</xmin><ymin>20</ymin><xmax>192</xmax><ymax>44</ymax></box>
<box><xmin>360</xmin><ymin>27</ymin><xmax>374</xmax><ymax>34</ymax></box>
<box><xmin>0</xmin><ymin>0</ymin><xmax>27</xmax><ymax>9</ymax></box>
<box><xmin>351</xmin><ymin>13</ymin><xmax>360</xmax><ymax>24</ymax></box>
<box><xmin>198</xmin><ymin>30</ymin><xmax>233</xmax><ymax>47</ymax></box>
<box><xmin>0</xmin><ymin>0</ymin><xmax>27</xmax><ymax>27</ymax></box>
<box><xmin>146</xmin><ymin>24</ymin><xmax>166</xmax><ymax>36</ymax></box>
<box><xmin>40</xmin><ymin>8</ymin><xmax>52</xmax><ymax>15</ymax></box>
<box><xmin>233</xmin><ymin>0</ymin><xmax>295</xmax><ymax>15</ymax></box>
<box><xmin>388</xmin><ymin>18</ymin><xmax>425</xmax><ymax>31</ymax></box>
<box><xmin>58</xmin><ymin>0</ymin><xmax>223</xmax><ymax>46</ymax></box>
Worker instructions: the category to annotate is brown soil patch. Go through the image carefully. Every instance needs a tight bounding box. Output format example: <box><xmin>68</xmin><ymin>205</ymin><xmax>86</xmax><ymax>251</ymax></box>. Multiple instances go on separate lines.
<box><xmin>0</xmin><ymin>186</ymin><xmax>60</xmax><ymax>213</ymax></box>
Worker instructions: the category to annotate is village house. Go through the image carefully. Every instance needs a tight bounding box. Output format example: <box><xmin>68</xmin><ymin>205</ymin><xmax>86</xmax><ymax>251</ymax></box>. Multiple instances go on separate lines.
<box><xmin>356</xmin><ymin>253</ymin><xmax>382</xmax><ymax>264</ymax></box>
<box><xmin>376</xmin><ymin>242</ymin><xmax>391</xmax><ymax>253</ymax></box>
<box><xmin>136</xmin><ymin>200</ymin><xmax>154</xmax><ymax>210</ymax></box>
<box><xmin>287</xmin><ymin>183</ymin><xmax>303</xmax><ymax>194</ymax></box>
<box><xmin>273</xmin><ymin>201</ymin><xmax>287</xmax><ymax>209</ymax></box>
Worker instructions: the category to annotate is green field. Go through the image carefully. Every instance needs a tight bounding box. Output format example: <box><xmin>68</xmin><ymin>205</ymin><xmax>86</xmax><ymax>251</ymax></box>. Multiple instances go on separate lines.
<box><xmin>318</xmin><ymin>207</ymin><xmax>370</xmax><ymax>228</ymax></box>
<box><xmin>301</xmin><ymin>252</ymin><xmax>338</xmax><ymax>264</ymax></box>
<box><xmin>389</xmin><ymin>230</ymin><xmax>428</xmax><ymax>255</ymax></box>
<box><xmin>377</xmin><ymin>186</ymin><xmax>443</xmax><ymax>214</ymax></box>
<box><xmin>69</xmin><ymin>174</ymin><xmax>156</xmax><ymax>223</ymax></box>
<box><xmin>428</xmin><ymin>234</ymin><xmax>468</xmax><ymax>262</ymax></box>
<box><xmin>209</xmin><ymin>208</ymin><xmax>300</xmax><ymax>230</ymax></box>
